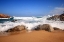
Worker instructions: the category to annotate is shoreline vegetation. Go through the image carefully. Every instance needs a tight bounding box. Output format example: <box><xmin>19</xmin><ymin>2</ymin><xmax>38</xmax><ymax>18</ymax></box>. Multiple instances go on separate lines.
<box><xmin>0</xmin><ymin>13</ymin><xmax>64</xmax><ymax>42</ymax></box>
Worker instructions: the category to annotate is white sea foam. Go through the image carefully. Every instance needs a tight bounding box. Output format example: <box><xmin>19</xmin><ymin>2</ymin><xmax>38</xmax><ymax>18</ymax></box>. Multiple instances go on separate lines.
<box><xmin>0</xmin><ymin>15</ymin><xmax>64</xmax><ymax>32</ymax></box>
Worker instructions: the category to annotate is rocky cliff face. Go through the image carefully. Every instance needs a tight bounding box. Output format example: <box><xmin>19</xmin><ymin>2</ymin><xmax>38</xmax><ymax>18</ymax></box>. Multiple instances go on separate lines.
<box><xmin>0</xmin><ymin>14</ymin><xmax>10</xmax><ymax>18</ymax></box>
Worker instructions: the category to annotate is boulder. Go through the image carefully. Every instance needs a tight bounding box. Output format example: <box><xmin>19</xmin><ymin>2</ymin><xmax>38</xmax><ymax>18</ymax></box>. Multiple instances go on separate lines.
<box><xmin>53</xmin><ymin>27</ymin><xmax>61</xmax><ymax>30</ymax></box>
<box><xmin>60</xmin><ymin>13</ymin><xmax>64</xmax><ymax>21</ymax></box>
<box><xmin>34</xmin><ymin>25</ymin><xmax>40</xmax><ymax>30</ymax></box>
<box><xmin>0</xmin><ymin>14</ymin><xmax>10</xmax><ymax>18</ymax></box>
<box><xmin>35</xmin><ymin>24</ymin><xmax>54</xmax><ymax>32</ymax></box>
<box><xmin>14</xmin><ymin>25</ymin><xmax>25</xmax><ymax>31</ymax></box>
<box><xmin>11</xmin><ymin>20</ymin><xmax>17</xmax><ymax>22</ymax></box>
<box><xmin>6</xmin><ymin>25</ymin><xmax>25</xmax><ymax>32</ymax></box>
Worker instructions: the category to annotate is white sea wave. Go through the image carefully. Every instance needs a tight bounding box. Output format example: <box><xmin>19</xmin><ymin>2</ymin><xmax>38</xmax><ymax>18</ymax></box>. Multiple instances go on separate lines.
<box><xmin>0</xmin><ymin>15</ymin><xmax>64</xmax><ymax>32</ymax></box>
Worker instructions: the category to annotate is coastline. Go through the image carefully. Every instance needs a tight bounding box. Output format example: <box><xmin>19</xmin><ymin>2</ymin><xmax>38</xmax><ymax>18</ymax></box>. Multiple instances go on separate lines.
<box><xmin>0</xmin><ymin>14</ymin><xmax>64</xmax><ymax>42</ymax></box>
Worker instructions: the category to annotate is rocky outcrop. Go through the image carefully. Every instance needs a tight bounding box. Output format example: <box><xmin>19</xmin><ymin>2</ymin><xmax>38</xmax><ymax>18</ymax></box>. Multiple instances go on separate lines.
<box><xmin>35</xmin><ymin>24</ymin><xmax>54</xmax><ymax>32</ymax></box>
<box><xmin>6</xmin><ymin>25</ymin><xmax>25</xmax><ymax>32</ymax></box>
<box><xmin>60</xmin><ymin>13</ymin><xmax>64</xmax><ymax>21</ymax></box>
<box><xmin>0</xmin><ymin>14</ymin><xmax>10</xmax><ymax>18</ymax></box>
<box><xmin>34</xmin><ymin>25</ymin><xmax>41</xmax><ymax>30</ymax></box>
<box><xmin>53</xmin><ymin>27</ymin><xmax>61</xmax><ymax>30</ymax></box>
<box><xmin>47</xmin><ymin>13</ymin><xmax>64</xmax><ymax>21</ymax></box>
<box><xmin>11</xmin><ymin>20</ymin><xmax>17</xmax><ymax>22</ymax></box>
<box><xmin>47</xmin><ymin>15</ymin><xmax>60</xmax><ymax>21</ymax></box>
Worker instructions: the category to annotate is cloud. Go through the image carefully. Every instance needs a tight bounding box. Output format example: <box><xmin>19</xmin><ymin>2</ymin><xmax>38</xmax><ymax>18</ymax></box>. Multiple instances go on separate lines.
<box><xmin>49</xmin><ymin>7</ymin><xmax>64</xmax><ymax>15</ymax></box>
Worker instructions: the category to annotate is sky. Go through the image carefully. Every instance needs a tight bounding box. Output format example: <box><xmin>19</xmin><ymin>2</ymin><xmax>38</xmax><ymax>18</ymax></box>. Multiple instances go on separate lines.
<box><xmin>0</xmin><ymin>0</ymin><xmax>64</xmax><ymax>16</ymax></box>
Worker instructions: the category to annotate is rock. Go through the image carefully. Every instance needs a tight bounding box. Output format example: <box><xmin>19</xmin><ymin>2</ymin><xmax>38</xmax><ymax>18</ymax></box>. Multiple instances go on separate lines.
<box><xmin>53</xmin><ymin>27</ymin><xmax>61</xmax><ymax>30</ymax></box>
<box><xmin>37</xmin><ymin>24</ymin><xmax>54</xmax><ymax>32</ymax></box>
<box><xmin>11</xmin><ymin>20</ymin><xmax>17</xmax><ymax>22</ymax></box>
<box><xmin>60</xmin><ymin>13</ymin><xmax>64</xmax><ymax>21</ymax></box>
<box><xmin>0</xmin><ymin>14</ymin><xmax>10</xmax><ymax>18</ymax></box>
<box><xmin>6</xmin><ymin>25</ymin><xmax>25</xmax><ymax>32</ymax></box>
<box><xmin>14</xmin><ymin>25</ymin><xmax>25</xmax><ymax>31</ymax></box>
<box><xmin>47</xmin><ymin>13</ymin><xmax>64</xmax><ymax>21</ymax></box>
<box><xmin>34</xmin><ymin>25</ymin><xmax>40</xmax><ymax>30</ymax></box>
<box><xmin>47</xmin><ymin>17</ymin><xmax>53</xmax><ymax>20</ymax></box>
<box><xmin>47</xmin><ymin>15</ymin><xmax>60</xmax><ymax>21</ymax></box>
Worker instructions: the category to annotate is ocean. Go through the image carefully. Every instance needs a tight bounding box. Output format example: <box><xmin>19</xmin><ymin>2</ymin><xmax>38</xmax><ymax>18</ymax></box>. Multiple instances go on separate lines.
<box><xmin>0</xmin><ymin>15</ymin><xmax>64</xmax><ymax>32</ymax></box>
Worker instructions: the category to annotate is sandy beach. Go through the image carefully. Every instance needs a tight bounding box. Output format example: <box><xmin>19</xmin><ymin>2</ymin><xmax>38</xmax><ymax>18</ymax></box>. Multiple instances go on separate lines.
<box><xmin>0</xmin><ymin>30</ymin><xmax>64</xmax><ymax>42</ymax></box>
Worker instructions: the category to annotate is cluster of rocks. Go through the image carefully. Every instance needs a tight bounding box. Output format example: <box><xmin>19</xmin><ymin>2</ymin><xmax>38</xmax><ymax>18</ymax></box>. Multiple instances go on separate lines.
<box><xmin>5</xmin><ymin>24</ymin><xmax>62</xmax><ymax>33</ymax></box>
<box><xmin>47</xmin><ymin>13</ymin><xmax>64</xmax><ymax>21</ymax></box>
<box><xmin>0</xmin><ymin>14</ymin><xmax>10</xmax><ymax>18</ymax></box>
<box><xmin>35</xmin><ymin>24</ymin><xmax>62</xmax><ymax>32</ymax></box>
<box><xmin>35</xmin><ymin>24</ymin><xmax>54</xmax><ymax>32</ymax></box>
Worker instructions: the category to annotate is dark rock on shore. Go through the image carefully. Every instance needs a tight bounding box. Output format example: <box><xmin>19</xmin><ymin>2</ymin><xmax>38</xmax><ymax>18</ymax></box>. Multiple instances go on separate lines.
<box><xmin>47</xmin><ymin>15</ymin><xmax>60</xmax><ymax>21</ymax></box>
<box><xmin>35</xmin><ymin>24</ymin><xmax>54</xmax><ymax>32</ymax></box>
<box><xmin>6</xmin><ymin>25</ymin><xmax>25</xmax><ymax>32</ymax></box>
<box><xmin>34</xmin><ymin>25</ymin><xmax>41</xmax><ymax>30</ymax></box>
<box><xmin>53</xmin><ymin>27</ymin><xmax>61</xmax><ymax>30</ymax></box>
<box><xmin>60</xmin><ymin>13</ymin><xmax>64</xmax><ymax>21</ymax></box>
<box><xmin>47</xmin><ymin>13</ymin><xmax>64</xmax><ymax>21</ymax></box>
<box><xmin>11</xmin><ymin>20</ymin><xmax>17</xmax><ymax>22</ymax></box>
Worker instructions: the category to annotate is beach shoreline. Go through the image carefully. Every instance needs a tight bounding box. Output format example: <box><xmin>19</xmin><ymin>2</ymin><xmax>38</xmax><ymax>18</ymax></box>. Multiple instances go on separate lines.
<box><xmin>0</xmin><ymin>30</ymin><xmax>64</xmax><ymax>42</ymax></box>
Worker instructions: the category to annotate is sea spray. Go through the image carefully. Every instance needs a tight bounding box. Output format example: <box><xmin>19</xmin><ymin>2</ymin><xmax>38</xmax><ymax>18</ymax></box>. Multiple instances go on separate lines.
<box><xmin>0</xmin><ymin>15</ymin><xmax>64</xmax><ymax>32</ymax></box>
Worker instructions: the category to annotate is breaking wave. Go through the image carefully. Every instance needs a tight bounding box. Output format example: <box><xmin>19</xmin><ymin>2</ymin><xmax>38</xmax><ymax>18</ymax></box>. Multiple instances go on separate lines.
<box><xmin>0</xmin><ymin>15</ymin><xmax>64</xmax><ymax>32</ymax></box>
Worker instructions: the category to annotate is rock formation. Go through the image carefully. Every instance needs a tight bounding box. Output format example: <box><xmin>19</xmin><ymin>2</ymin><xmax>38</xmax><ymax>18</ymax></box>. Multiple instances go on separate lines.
<box><xmin>60</xmin><ymin>13</ymin><xmax>64</xmax><ymax>21</ymax></box>
<box><xmin>5</xmin><ymin>25</ymin><xmax>25</xmax><ymax>32</ymax></box>
<box><xmin>47</xmin><ymin>15</ymin><xmax>60</xmax><ymax>21</ymax></box>
<box><xmin>47</xmin><ymin>13</ymin><xmax>64</xmax><ymax>21</ymax></box>
<box><xmin>35</xmin><ymin>24</ymin><xmax>54</xmax><ymax>32</ymax></box>
<box><xmin>0</xmin><ymin>14</ymin><xmax>10</xmax><ymax>18</ymax></box>
<box><xmin>53</xmin><ymin>27</ymin><xmax>61</xmax><ymax>30</ymax></box>
<box><xmin>11</xmin><ymin>20</ymin><xmax>17</xmax><ymax>22</ymax></box>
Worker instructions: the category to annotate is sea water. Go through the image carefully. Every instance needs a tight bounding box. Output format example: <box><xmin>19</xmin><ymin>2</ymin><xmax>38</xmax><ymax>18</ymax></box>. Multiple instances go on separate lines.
<box><xmin>0</xmin><ymin>15</ymin><xmax>64</xmax><ymax>32</ymax></box>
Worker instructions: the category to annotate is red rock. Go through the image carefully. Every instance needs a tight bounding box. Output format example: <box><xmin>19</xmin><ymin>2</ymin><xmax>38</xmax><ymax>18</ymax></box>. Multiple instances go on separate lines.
<box><xmin>0</xmin><ymin>14</ymin><xmax>10</xmax><ymax>18</ymax></box>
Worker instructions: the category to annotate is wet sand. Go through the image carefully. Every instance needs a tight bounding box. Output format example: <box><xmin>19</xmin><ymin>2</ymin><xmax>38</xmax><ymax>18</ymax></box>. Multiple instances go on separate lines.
<box><xmin>0</xmin><ymin>30</ymin><xmax>64</xmax><ymax>42</ymax></box>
